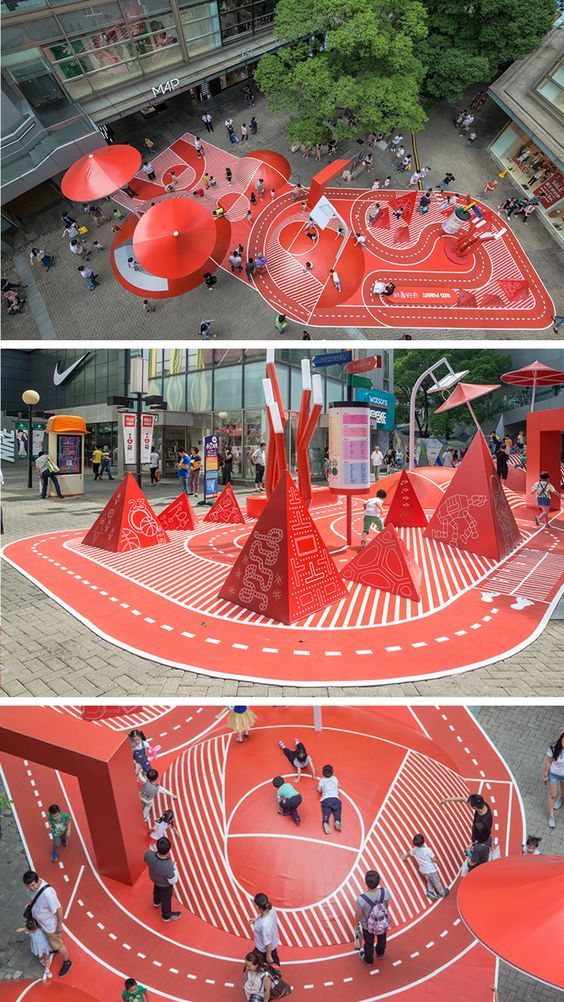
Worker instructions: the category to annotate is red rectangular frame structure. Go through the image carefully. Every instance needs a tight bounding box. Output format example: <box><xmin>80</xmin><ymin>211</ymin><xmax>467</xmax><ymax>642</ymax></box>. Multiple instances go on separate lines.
<box><xmin>525</xmin><ymin>407</ymin><xmax>564</xmax><ymax>511</ymax></box>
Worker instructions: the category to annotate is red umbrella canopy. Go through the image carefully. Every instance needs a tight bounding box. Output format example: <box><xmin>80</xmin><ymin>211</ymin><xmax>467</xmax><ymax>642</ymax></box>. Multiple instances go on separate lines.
<box><xmin>501</xmin><ymin>360</ymin><xmax>564</xmax><ymax>386</ymax></box>
<box><xmin>434</xmin><ymin>382</ymin><xmax>500</xmax><ymax>413</ymax></box>
<box><xmin>132</xmin><ymin>198</ymin><xmax>217</xmax><ymax>279</ymax></box>
<box><xmin>61</xmin><ymin>145</ymin><xmax>142</xmax><ymax>201</ymax></box>
<box><xmin>457</xmin><ymin>855</ymin><xmax>564</xmax><ymax>989</ymax></box>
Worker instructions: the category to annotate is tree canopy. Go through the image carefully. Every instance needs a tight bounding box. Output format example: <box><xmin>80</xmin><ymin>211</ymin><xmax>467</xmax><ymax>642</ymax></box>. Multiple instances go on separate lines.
<box><xmin>254</xmin><ymin>0</ymin><xmax>429</xmax><ymax>144</ymax></box>
<box><xmin>255</xmin><ymin>0</ymin><xmax>555</xmax><ymax>138</ymax></box>
<box><xmin>393</xmin><ymin>349</ymin><xmax>512</xmax><ymax>440</ymax></box>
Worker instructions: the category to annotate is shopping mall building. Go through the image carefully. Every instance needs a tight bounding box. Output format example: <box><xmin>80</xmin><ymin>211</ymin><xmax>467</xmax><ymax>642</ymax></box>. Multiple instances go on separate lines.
<box><xmin>1</xmin><ymin>348</ymin><xmax>396</xmax><ymax>481</ymax></box>
<box><xmin>1</xmin><ymin>0</ymin><xmax>281</xmax><ymax>221</ymax></box>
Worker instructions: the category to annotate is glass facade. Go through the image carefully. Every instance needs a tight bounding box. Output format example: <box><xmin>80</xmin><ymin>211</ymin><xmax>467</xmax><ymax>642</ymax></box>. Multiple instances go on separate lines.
<box><xmin>1</xmin><ymin>0</ymin><xmax>273</xmax><ymax>102</ymax></box>
<box><xmin>489</xmin><ymin>122</ymin><xmax>564</xmax><ymax>245</ymax></box>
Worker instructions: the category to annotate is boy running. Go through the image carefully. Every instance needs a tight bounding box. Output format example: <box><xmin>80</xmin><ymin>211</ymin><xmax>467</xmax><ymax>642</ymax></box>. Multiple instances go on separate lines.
<box><xmin>361</xmin><ymin>489</ymin><xmax>387</xmax><ymax>546</ymax></box>
<box><xmin>531</xmin><ymin>471</ymin><xmax>559</xmax><ymax>527</ymax></box>
<box><xmin>48</xmin><ymin>804</ymin><xmax>71</xmax><ymax>863</ymax></box>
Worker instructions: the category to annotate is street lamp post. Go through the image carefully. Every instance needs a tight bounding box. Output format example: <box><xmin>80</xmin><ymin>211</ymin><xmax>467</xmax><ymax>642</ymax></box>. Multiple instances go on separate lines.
<box><xmin>21</xmin><ymin>389</ymin><xmax>40</xmax><ymax>489</ymax></box>
<box><xmin>408</xmin><ymin>359</ymin><xmax>469</xmax><ymax>471</ymax></box>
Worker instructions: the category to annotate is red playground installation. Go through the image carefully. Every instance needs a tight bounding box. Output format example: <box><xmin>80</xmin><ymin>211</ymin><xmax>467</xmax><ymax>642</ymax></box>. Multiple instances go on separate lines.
<box><xmin>0</xmin><ymin>705</ymin><xmax>528</xmax><ymax>1000</ymax></box>
<box><xmin>96</xmin><ymin>134</ymin><xmax>554</xmax><ymax>330</ymax></box>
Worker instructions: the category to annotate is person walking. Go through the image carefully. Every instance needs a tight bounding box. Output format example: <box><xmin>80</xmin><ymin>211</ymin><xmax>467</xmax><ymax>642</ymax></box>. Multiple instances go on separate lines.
<box><xmin>30</xmin><ymin>247</ymin><xmax>55</xmax><ymax>269</ymax></box>
<box><xmin>355</xmin><ymin>870</ymin><xmax>391</xmax><ymax>965</ymax></box>
<box><xmin>371</xmin><ymin>445</ymin><xmax>383</xmax><ymax>480</ymax></box>
<box><xmin>531</xmin><ymin>471</ymin><xmax>558</xmax><ymax>528</ymax></box>
<box><xmin>22</xmin><ymin>870</ymin><xmax>72</xmax><ymax>976</ymax></box>
<box><xmin>201</xmin><ymin>111</ymin><xmax>213</xmax><ymax>132</ymax></box>
<box><xmin>243</xmin><ymin>84</ymin><xmax>255</xmax><ymax>107</ymax></box>
<box><xmin>438</xmin><ymin>172</ymin><xmax>455</xmax><ymax>191</ymax></box>
<box><xmin>361</xmin><ymin>489</ymin><xmax>386</xmax><ymax>546</ymax></box>
<box><xmin>149</xmin><ymin>449</ymin><xmax>160</xmax><ymax>484</ymax></box>
<box><xmin>227</xmin><ymin>705</ymin><xmax>257</xmax><ymax>742</ymax></box>
<box><xmin>194</xmin><ymin>136</ymin><xmax>204</xmax><ymax>158</ymax></box>
<box><xmin>241</xmin><ymin>123</ymin><xmax>249</xmax><ymax>142</ymax></box>
<box><xmin>245</xmin><ymin>257</ymin><xmax>256</xmax><ymax>282</ymax></box>
<box><xmin>544</xmin><ymin>731</ymin><xmax>564</xmax><ymax>828</ymax></box>
<box><xmin>496</xmin><ymin>445</ymin><xmax>509</xmax><ymax>482</ymax></box>
<box><xmin>520</xmin><ymin>200</ymin><xmax>539</xmax><ymax>224</ymax></box>
<box><xmin>35</xmin><ymin>452</ymin><xmax>63</xmax><ymax>499</ymax></box>
<box><xmin>330</xmin><ymin>268</ymin><xmax>342</xmax><ymax>292</ymax></box>
<box><xmin>225</xmin><ymin>117</ymin><xmax>235</xmax><ymax>136</ymax></box>
<box><xmin>78</xmin><ymin>265</ymin><xmax>99</xmax><ymax>291</ymax></box>
<box><xmin>482</xmin><ymin>180</ymin><xmax>498</xmax><ymax>197</ymax></box>
<box><xmin>255</xmin><ymin>178</ymin><xmax>265</xmax><ymax>199</ymax></box>
<box><xmin>229</xmin><ymin>250</ymin><xmax>243</xmax><ymax>272</ymax></box>
<box><xmin>255</xmin><ymin>252</ymin><xmax>267</xmax><ymax>275</ymax></box>
<box><xmin>15</xmin><ymin>919</ymin><xmax>53</xmax><ymax>981</ymax></box>
<box><xmin>177</xmin><ymin>449</ymin><xmax>190</xmax><ymax>496</ymax></box>
<box><xmin>250</xmin><ymin>116</ymin><xmax>258</xmax><ymax>135</ymax></box>
<box><xmin>222</xmin><ymin>446</ymin><xmax>233</xmax><ymax>484</ymax></box>
<box><xmin>144</xmin><ymin>136</ymin><xmax>155</xmax><ymax>151</ymax></box>
<box><xmin>100</xmin><ymin>446</ymin><xmax>113</xmax><ymax>479</ymax></box>
<box><xmin>275</xmin><ymin>314</ymin><xmax>288</xmax><ymax>335</ymax></box>
<box><xmin>273</xmin><ymin>776</ymin><xmax>302</xmax><ymax>825</ymax></box>
<box><xmin>91</xmin><ymin>445</ymin><xmax>102</xmax><ymax>480</ymax></box>
<box><xmin>251</xmin><ymin>441</ymin><xmax>266</xmax><ymax>491</ymax></box>
<box><xmin>142</xmin><ymin>161</ymin><xmax>156</xmax><ymax>181</ymax></box>
<box><xmin>47</xmin><ymin>804</ymin><xmax>72</xmax><ymax>863</ymax></box>
<box><xmin>122</xmin><ymin>978</ymin><xmax>149</xmax><ymax>1000</ymax></box>
<box><xmin>204</xmin><ymin>271</ymin><xmax>217</xmax><ymax>291</ymax></box>
<box><xmin>139</xmin><ymin>768</ymin><xmax>177</xmax><ymax>822</ymax></box>
<box><xmin>143</xmin><ymin>299</ymin><xmax>156</xmax><ymax>313</ymax></box>
<box><xmin>251</xmin><ymin>894</ymin><xmax>280</xmax><ymax>965</ymax></box>
<box><xmin>243</xmin><ymin>952</ymin><xmax>272</xmax><ymax>1002</ymax></box>
<box><xmin>144</xmin><ymin>837</ymin><xmax>181</xmax><ymax>922</ymax></box>
<box><xmin>188</xmin><ymin>445</ymin><xmax>201</xmax><ymax>495</ymax></box>
<box><xmin>225</xmin><ymin>166</ymin><xmax>233</xmax><ymax>184</ymax></box>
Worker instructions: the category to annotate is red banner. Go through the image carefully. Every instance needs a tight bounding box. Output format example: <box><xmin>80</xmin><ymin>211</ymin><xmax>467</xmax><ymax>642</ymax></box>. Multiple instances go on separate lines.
<box><xmin>346</xmin><ymin>355</ymin><xmax>382</xmax><ymax>374</ymax></box>
<box><xmin>536</xmin><ymin>170</ymin><xmax>564</xmax><ymax>209</ymax></box>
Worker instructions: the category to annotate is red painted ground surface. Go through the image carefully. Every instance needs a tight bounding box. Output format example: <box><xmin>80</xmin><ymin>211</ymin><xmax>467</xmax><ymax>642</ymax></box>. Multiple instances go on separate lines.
<box><xmin>3</xmin><ymin>470</ymin><xmax>563</xmax><ymax>686</ymax></box>
<box><xmin>0</xmin><ymin>706</ymin><xmax>524</xmax><ymax>1001</ymax></box>
<box><xmin>110</xmin><ymin>133</ymin><xmax>554</xmax><ymax>329</ymax></box>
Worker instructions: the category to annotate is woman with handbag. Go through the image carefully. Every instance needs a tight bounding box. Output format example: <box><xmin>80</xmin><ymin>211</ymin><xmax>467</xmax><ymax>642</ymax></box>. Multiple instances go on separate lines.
<box><xmin>243</xmin><ymin>951</ymin><xmax>272</xmax><ymax>1001</ymax></box>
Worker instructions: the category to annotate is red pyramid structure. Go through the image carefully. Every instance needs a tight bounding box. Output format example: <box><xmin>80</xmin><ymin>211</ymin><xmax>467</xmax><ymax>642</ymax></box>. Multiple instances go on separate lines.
<box><xmin>456</xmin><ymin>289</ymin><xmax>478</xmax><ymax>308</ymax></box>
<box><xmin>424</xmin><ymin>430</ymin><xmax>521</xmax><ymax>560</ymax></box>
<box><xmin>385</xmin><ymin>470</ymin><xmax>428</xmax><ymax>528</ymax></box>
<box><xmin>218</xmin><ymin>472</ymin><xmax>348</xmax><ymax>624</ymax></box>
<box><xmin>389</xmin><ymin>191</ymin><xmax>417</xmax><ymax>225</ymax></box>
<box><xmin>157</xmin><ymin>492</ymin><xmax>197</xmax><ymax>531</ymax></box>
<box><xmin>342</xmin><ymin>523</ymin><xmax>422</xmax><ymax>601</ymax></box>
<box><xmin>499</xmin><ymin>279</ymin><xmax>529</xmax><ymax>303</ymax></box>
<box><xmin>370</xmin><ymin>205</ymin><xmax>390</xmax><ymax>230</ymax></box>
<box><xmin>203</xmin><ymin>482</ymin><xmax>245</xmax><ymax>524</ymax></box>
<box><xmin>393</xmin><ymin>224</ymin><xmax>410</xmax><ymax>244</ymax></box>
<box><xmin>83</xmin><ymin>473</ymin><xmax>170</xmax><ymax>552</ymax></box>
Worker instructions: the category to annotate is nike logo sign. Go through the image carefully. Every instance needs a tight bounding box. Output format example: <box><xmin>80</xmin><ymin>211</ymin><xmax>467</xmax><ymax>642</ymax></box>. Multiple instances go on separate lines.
<box><xmin>53</xmin><ymin>353</ymin><xmax>91</xmax><ymax>386</ymax></box>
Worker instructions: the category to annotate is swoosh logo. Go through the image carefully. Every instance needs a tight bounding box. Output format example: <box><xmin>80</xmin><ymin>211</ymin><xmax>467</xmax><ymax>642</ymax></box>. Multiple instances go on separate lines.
<box><xmin>53</xmin><ymin>353</ymin><xmax>91</xmax><ymax>386</ymax></box>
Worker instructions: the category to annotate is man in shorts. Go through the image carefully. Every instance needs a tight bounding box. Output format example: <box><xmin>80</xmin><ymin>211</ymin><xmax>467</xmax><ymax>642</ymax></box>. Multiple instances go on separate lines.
<box><xmin>361</xmin><ymin>489</ymin><xmax>387</xmax><ymax>546</ymax></box>
<box><xmin>23</xmin><ymin>869</ymin><xmax>72</xmax><ymax>976</ymax></box>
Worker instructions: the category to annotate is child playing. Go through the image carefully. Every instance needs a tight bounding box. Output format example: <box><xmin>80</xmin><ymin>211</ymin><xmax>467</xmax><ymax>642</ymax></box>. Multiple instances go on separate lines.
<box><xmin>401</xmin><ymin>833</ymin><xmax>449</xmax><ymax>899</ymax></box>
<box><xmin>122</xmin><ymin>977</ymin><xmax>149</xmax><ymax>1000</ymax></box>
<box><xmin>277</xmin><ymin>737</ymin><xmax>316</xmax><ymax>781</ymax></box>
<box><xmin>227</xmin><ymin>706</ymin><xmax>257</xmax><ymax>743</ymax></box>
<box><xmin>361</xmin><ymin>489</ymin><xmax>387</xmax><ymax>546</ymax></box>
<box><xmin>139</xmin><ymin>768</ymin><xmax>177</xmax><ymax>822</ymax></box>
<box><xmin>48</xmin><ymin>803</ymin><xmax>71</xmax><ymax>863</ymax></box>
<box><xmin>522</xmin><ymin>834</ymin><xmax>542</xmax><ymax>855</ymax></box>
<box><xmin>531</xmin><ymin>471</ymin><xmax>559</xmax><ymax>527</ymax></box>
<box><xmin>272</xmin><ymin>776</ymin><xmax>302</xmax><ymax>825</ymax></box>
<box><xmin>150</xmin><ymin>809</ymin><xmax>180</xmax><ymax>843</ymax></box>
<box><xmin>16</xmin><ymin>918</ymin><xmax>53</xmax><ymax>979</ymax></box>
<box><xmin>130</xmin><ymin>729</ymin><xmax>153</xmax><ymax>779</ymax></box>
<box><xmin>317</xmin><ymin>764</ymin><xmax>342</xmax><ymax>835</ymax></box>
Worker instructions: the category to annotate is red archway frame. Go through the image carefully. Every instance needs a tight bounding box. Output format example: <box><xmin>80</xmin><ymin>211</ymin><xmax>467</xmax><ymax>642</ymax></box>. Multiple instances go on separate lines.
<box><xmin>525</xmin><ymin>406</ymin><xmax>564</xmax><ymax>511</ymax></box>
<box><xmin>0</xmin><ymin>708</ymin><xmax>146</xmax><ymax>884</ymax></box>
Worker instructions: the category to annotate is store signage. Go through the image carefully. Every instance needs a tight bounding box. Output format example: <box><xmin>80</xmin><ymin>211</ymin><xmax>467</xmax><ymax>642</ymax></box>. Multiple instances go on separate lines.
<box><xmin>203</xmin><ymin>434</ymin><xmax>219</xmax><ymax>502</ymax></box>
<box><xmin>57</xmin><ymin>434</ymin><xmax>82</xmax><ymax>475</ymax></box>
<box><xmin>140</xmin><ymin>415</ymin><xmax>154</xmax><ymax>464</ymax></box>
<box><xmin>122</xmin><ymin>413</ymin><xmax>136</xmax><ymax>464</ymax></box>
<box><xmin>312</xmin><ymin>351</ymin><xmax>352</xmax><ymax>368</ymax></box>
<box><xmin>346</xmin><ymin>355</ymin><xmax>382</xmax><ymax>375</ymax></box>
<box><xmin>536</xmin><ymin>170</ymin><xmax>564</xmax><ymax>209</ymax></box>
<box><xmin>53</xmin><ymin>352</ymin><xmax>91</xmax><ymax>386</ymax></box>
<box><xmin>355</xmin><ymin>388</ymin><xmax>396</xmax><ymax>431</ymax></box>
<box><xmin>152</xmin><ymin>78</ymin><xmax>179</xmax><ymax>97</ymax></box>
<box><xmin>328</xmin><ymin>404</ymin><xmax>371</xmax><ymax>492</ymax></box>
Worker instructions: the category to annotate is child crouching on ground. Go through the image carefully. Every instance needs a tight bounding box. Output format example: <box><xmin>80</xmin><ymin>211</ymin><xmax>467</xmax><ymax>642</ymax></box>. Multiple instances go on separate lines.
<box><xmin>361</xmin><ymin>490</ymin><xmax>387</xmax><ymax>546</ymax></box>
<box><xmin>318</xmin><ymin>764</ymin><xmax>342</xmax><ymax>834</ymax></box>
<box><xmin>401</xmin><ymin>833</ymin><xmax>450</xmax><ymax>899</ymax></box>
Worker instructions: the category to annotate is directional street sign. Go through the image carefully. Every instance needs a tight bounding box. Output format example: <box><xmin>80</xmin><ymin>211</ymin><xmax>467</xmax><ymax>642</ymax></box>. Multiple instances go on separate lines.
<box><xmin>312</xmin><ymin>351</ymin><xmax>352</xmax><ymax>368</ymax></box>
<box><xmin>346</xmin><ymin>355</ymin><xmax>382</xmax><ymax>374</ymax></box>
<box><xmin>347</xmin><ymin>375</ymin><xmax>373</xmax><ymax>389</ymax></box>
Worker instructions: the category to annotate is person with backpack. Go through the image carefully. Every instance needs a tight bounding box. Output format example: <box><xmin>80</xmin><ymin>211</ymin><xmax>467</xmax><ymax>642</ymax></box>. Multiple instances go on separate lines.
<box><xmin>531</xmin><ymin>471</ymin><xmax>559</xmax><ymax>528</ymax></box>
<box><xmin>354</xmin><ymin>870</ymin><xmax>391</xmax><ymax>965</ymax></box>
<box><xmin>465</xmin><ymin>821</ymin><xmax>491</xmax><ymax>872</ymax></box>
<box><xmin>244</xmin><ymin>951</ymin><xmax>272</xmax><ymax>1000</ymax></box>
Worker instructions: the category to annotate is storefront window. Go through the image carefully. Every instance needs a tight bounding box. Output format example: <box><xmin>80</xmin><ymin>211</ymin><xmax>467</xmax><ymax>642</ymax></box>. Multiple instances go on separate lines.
<box><xmin>244</xmin><ymin>409</ymin><xmax>264</xmax><ymax>478</ymax></box>
<box><xmin>4</xmin><ymin>49</ymin><xmax>79</xmax><ymax>126</ymax></box>
<box><xmin>56</xmin><ymin>4</ymin><xmax>122</xmax><ymax>35</ymax></box>
<box><xmin>243</xmin><ymin>360</ymin><xmax>267</xmax><ymax>408</ymax></box>
<box><xmin>164</xmin><ymin>348</ymin><xmax>186</xmax><ymax>375</ymax></box>
<box><xmin>326</xmin><ymin>378</ymin><xmax>344</xmax><ymax>408</ymax></box>
<box><xmin>489</xmin><ymin>122</ymin><xmax>564</xmax><ymax>244</ymax></box>
<box><xmin>181</xmin><ymin>0</ymin><xmax>221</xmax><ymax>57</ymax></box>
<box><xmin>164</xmin><ymin>373</ymin><xmax>186</xmax><ymax>411</ymax></box>
<box><xmin>138</xmin><ymin>40</ymin><xmax>182</xmax><ymax>71</ymax></box>
<box><xmin>214</xmin><ymin>364</ymin><xmax>242</xmax><ymax>409</ymax></box>
<box><xmin>188</xmin><ymin>368</ymin><xmax>212</xmax><ymax>411</ymax></box>
<box><xmin>2</xmin><ymin>18</ymin><xmax>61</xmax><ymax>53</ymax></box>
<box><xmin>187</xmin><ymin>348</ymin><xmax>214</xmax><ymax>370</ymax></box>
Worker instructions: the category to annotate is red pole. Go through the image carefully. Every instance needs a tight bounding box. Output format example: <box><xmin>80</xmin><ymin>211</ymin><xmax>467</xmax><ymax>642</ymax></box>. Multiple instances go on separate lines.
<box><xmin>346</xmin><ymin>493</ymin><xmax>353</xmax><ymax>547</ymax></box>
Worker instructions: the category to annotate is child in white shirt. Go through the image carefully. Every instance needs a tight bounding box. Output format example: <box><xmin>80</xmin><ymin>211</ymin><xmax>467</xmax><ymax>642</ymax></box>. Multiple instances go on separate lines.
<box><xmin>401</xmin><ymin>833</ymin><xmax>449</xmax><ymax>899</ymax></box>
<box><xmin>361</xmin><ymin>489</ymin><xmax>387</xmax><ymax>546</ymax></box>
<box><xmin>317</xmin><ymin>764</ymin><xmax>342</xmax><ymax>835</ymax></box>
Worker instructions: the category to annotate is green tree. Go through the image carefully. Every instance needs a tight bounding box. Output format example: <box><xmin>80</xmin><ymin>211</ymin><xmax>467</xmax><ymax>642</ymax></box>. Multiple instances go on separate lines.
<box><xmin>394</xmin><ymin>349</ymin><xmax>511</xmax><ymax>439</ymax></box>
<box><xmin>255</xmin><ymin>0</ymin><xmax>429</xmax><ymax>145</ymax></box>
<box><xmin>420</xmin><ymin>0</ymin><xmax>554</xmax><ymax>104</ymax></box>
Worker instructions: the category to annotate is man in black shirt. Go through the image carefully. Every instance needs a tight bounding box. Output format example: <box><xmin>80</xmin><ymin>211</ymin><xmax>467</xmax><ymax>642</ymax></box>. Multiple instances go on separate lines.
<box><xmin>439</xmin><ymin>793</ymin><xmax>493</xmax><ymax>843</ymax></box>
<box><xmin>144</xmin><ymin>837</ymin><xmax>181</xmax><ymax>922</ymax></box>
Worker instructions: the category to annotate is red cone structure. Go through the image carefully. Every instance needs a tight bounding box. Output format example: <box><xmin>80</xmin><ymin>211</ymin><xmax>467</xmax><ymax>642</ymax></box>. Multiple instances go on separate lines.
<box><xmin>424</xmin><ymin>431</ymin><xmax>521</xmax><ymax>560</ymax></box>
<box><xmin>393</xmin><ymin>224</ymin><xmax>410</xmax><ymax>244</ymax></box>
<box><xmin>499</xmin><ymin>279</ymin><xmax>530</xmax><ymax>302</ymax></box>
<box><xmin>83</xmin><ymin>474</ymin><xmax>170</xmax><ymax>552</ymax></box>
<box><xmin>203</xmin><ymin>483</ymin><xmax>245</xmax><ymax>524</ymax></box>
<box><xmin>218</xmin><ymin>472</ymin><xmax>348</xmax><ymax>624</ymax></box>
<box><xmin>158</xmin><ymin>492</ymin><xmax>197</xmax><ymax>531</ymax></box>
<box><xmin>342</xmin><ymin>523</ymin><xmax>422</xmax><ymax>601</ymax></box>
<box><xmin>390</xmin><ymin>192</ymin><xmax>417</xmax><ymax>225</ymax></box>
<box><xmin>385</xmin><ymin>470</ymin><xmax>428</xmax><ymax>528</ymax></box>
<box><xmin>370</xmin><ymin>206</ymin><xmax>390</xmax><ymax>230</ymax></box>
<box><xmin>456</xmin><ymin>289</ymin><xmax>478</xmax><ymax>308</ymax></box>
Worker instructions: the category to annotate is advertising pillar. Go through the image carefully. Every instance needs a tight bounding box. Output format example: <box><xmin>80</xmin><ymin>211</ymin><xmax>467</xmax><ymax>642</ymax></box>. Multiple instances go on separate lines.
<box><xmin>45</xmin><ymin>415</ymin><xmax>87</xmax><ymax>496</ymax></box>
<box><xmin>328</xmin><ymin>402</ymin><xmax>371</xmax><ymax>545</ymax></box>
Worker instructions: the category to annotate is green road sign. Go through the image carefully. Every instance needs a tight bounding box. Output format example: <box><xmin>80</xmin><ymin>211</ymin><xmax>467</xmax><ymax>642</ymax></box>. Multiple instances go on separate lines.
<box><xmin>347</xmin><ymin>375</ymin><xmax>373</xmax><ymax>389</ymax></box>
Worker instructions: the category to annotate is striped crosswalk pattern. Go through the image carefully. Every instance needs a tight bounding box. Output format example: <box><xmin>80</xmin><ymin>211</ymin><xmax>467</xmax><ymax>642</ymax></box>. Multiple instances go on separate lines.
<box><xmin>480</xmin><ymin>239</ymin><xmax>535</xmax><ymax>309</ymax></box>
<box><xmin>266</xmin><ymin>218</ymin><xmax>324</xmax><ymax>313</ymax></box>
<box><xmin>160</xmin><ymin>737</ymin><xmax>471</xmax><ymax>946</ymax></box>
<box><xmin>68</xmin><ymin>512</ymin><xmax>528</xmax><ymax>629</ymax></box>
<box><xmin>483</xmin><ymin>548</ymin><xmax>563</xmax><ymax>602</ymax></box>
<box><xmin>49</xmin><ymin>705</ymin><xmax>171</xmax><ymax>730</ymax></box>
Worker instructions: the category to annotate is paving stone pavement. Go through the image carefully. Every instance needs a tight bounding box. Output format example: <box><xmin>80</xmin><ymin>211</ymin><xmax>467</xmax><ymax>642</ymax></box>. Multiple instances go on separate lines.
<box><xmin>2</xmin><ymin>83</ymin><xmax>562</xmax><ymax>342</ymax></box>
<box><xmin>0</xmin><ymin>706</ymin><xmax>562</xmax><ymax>998</ymax></box>
<box><xmin>1</xmin><ymin>476</ymin><xmax>562</xmax><ymax>697</ymax></box>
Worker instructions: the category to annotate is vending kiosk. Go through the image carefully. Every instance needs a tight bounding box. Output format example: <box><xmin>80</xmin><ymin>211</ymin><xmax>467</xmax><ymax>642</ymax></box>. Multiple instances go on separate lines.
<box><xmin>45</xmin><ymin>415</ymin><xmax>87</xmax><ymax>496</ymax></box>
